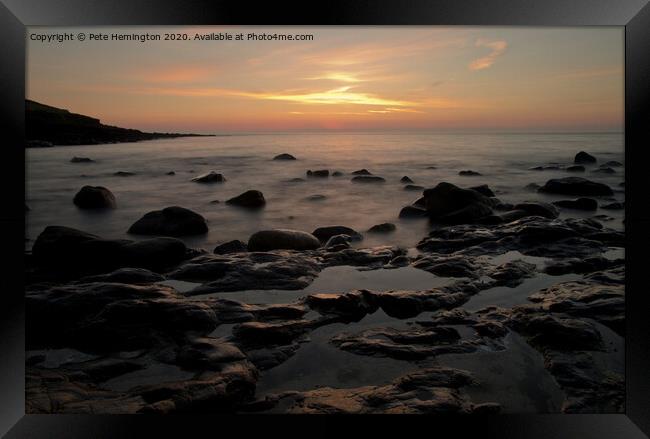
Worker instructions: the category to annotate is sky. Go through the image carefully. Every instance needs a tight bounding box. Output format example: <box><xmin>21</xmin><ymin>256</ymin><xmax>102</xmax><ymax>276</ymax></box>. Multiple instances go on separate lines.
<box><xmin>27</xmin><ymin>26</ymin><xmax>624</xmax><ymax>133</ymax></box>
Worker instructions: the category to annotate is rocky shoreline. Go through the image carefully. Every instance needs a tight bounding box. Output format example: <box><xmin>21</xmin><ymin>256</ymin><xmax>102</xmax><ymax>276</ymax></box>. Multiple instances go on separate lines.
<box><xmin>25</xmin><ymin>150</ymin><xmax>625</xmax><ymax>414</ymax></box>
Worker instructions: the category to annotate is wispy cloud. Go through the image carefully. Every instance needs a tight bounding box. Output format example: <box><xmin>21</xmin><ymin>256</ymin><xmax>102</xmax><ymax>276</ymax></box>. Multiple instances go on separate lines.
<box><xmin>304</xmin><ymin>72</ymin><xmax>364</xmax><ymax>83</ymax></box>
<box><xmin>469</xmin><ymin>39</ymin><xmax>508</xmax><ymax>71</ymax></box>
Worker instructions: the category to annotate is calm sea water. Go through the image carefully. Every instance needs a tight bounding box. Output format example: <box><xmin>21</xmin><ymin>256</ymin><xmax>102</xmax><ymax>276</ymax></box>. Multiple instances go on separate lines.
<box><xmin>25</xmin><ymin>132</ymin><xmax>625</xmax><ymax>251</ymax></box>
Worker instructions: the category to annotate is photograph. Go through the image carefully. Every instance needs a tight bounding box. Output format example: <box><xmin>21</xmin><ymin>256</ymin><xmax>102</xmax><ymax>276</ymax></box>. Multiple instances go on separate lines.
<box><xmin>23</xmin><ymin>25</ymin><xmax>626</xmax><ymax>415</ymax></box>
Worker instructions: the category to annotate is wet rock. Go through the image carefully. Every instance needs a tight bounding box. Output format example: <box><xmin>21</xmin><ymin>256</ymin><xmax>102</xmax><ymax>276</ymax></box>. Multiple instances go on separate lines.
<box><xmin>538</xmin><ymin>177</ymin><xmax>613</xmax><ymax>196</ymax></box>
<box><xmin>305</xmin><ymin>290</ymin><xmax>378</xmax><ymax>320</ymax></box>
<box><xmin>603</xmin><ymin>161</ymin><xmax>622</xmax><ymax>167</ymax></box>
<box><xmin>312</xmin><ymin>225</ymin><xmax>362</xmax><ymax>242</ymax></box>
<box><xmin>553</xmin><ymin>198</ymin><xmax>598</xmax><ymax>211</ymax></box>
<box><xmin>306</xmin><ymin>170</ymin><xmax>329</xmax><ymax>178</ymax></box>
<box><xmin>458</xmin><ymin>170</ymin><xmax>481</xmax><ymax>176</ymax></box>
<box><xmin>70</xmin><ymin>157</ymin><xmax>94</xmax><ymax>163</ymax></box>
<box><xmin>423</xmin><ymin>182</ymin><xmax>494</xmax><ymax>224</ymax></box>
<box><xmin>73</xmin><ymin>186</ymin><xmax>116</xmax><ymax>209</ymax></box>
<box><xmin>601</xmin><ymin>202</ymin><xmax>624</xmax><ymax>210</ymax></box>
<box><xmin>351</xmin><ymin>175</ymin><xmax>386</xmax><ymax>183</ymax></box>
<box><xmin>566</xmin><ymin>165</ymin><xmax>585</xmax><ymax>172</ymax></box>
<box><xmin>332</xmin><ymin>171</ymin><xmax>343</xmax><ymax>177</ymax></box>
<box><xmin>166</xmin><ymin>171</ymin><xmax>176</xmax><ymax>175</ymax></box>
<box><xmin>367</xmin><ymin>223</ymin><xmax>396</xmax><ymax>233</ymax></box>
<box><xmin>544</xmin><ymin>257</ymin><xmax>623</xmax><ymax>276</ymax></box>
<box><xmin>273</xmin><ymin>153</ymin><xmax>296</xmax><ymax>160</ymax></box>
<box><xmin>233</xmin><ymin>320</ymin><xmax>314</xmax><ymax>345</ymax></box>
<box><xmin>273</xmin><ymin>367</ymin><xmax>484</xmax><ymax>414</ymax></box>
<box><xmin>226</xmin><ymin>190</ymin><xmax>266</xmax><ymax>209</ymax></box>
<box><xmin>404</xmin><ymin>184</ymin><xmax>424</xmax><ymax>191</ymax></box>
<box><xmin>175</xmin><ymin>337</ymin><xmax>246</xmax><ymax>370</ymax></box>
<box><xmin>574</xmin><ymin>151</ymin><xmax>597</xmax><ymax>164</ymax></box>
<box><xmin>31</xmin><ymin>226</ymin><xmax>190</xmax><ymax>273</ymax></box>
<box><xmin>113</xmin><ymin>171</ymin><xmax>135</xmax><ymax>177</ymax></box>
<box><xmin>494</xmin><ymin>202</ymin><xmax>514</xmax><ymax>211</ymax></box>
<box><xmin>489</xmin><ymin>259</ymin><xmax>536</xmax><ymax>287</ymax></box>
<box><xmin>288</xmin><ymin>177</ymin><xmax>306</xmax><ymax>183</ymax></box>
<box><xmin>128</xmin><ymin>206</ymin><xmax>208</xmax><ymax>236</ymax></box>
<box><xmin>514</xmin><ymin>202</ymin><xmax>559</xmax><ymax>219</ymax></box>
<box><xmin>399</xmin><ymin>205</ymin><xmax>428</xmax><ymax>218</ymax></box>
<box><xmin>592</xmin><ymin>167</ymin><xmax>615</xmax><ymax>174</ymax></box>
<box><xmin>170</xmin><ymin>251</ymin><xmax>321</xmax><ymax>294</ymax></box>
<box><xmin>351</xmin><ymin>169</ymin><xmax>372</xmax><ymax>175</ymax></box>
<box><xmin>412</xmin><ymin>254</ymin><xmax>483</xmax><ymax>278</ymax></box>
<box><xmin>191</xmin><ymin>171</ymin><xmax>226</xmax><ymax>183</ymax></box>
<box><xmin>320</xmin><ymin>246</ymin><xmax>399</xmax><ymax>270</ymax></box>
<box><xmin>79</xmin><ymin>267</ymin><xmax>165</xmax><ymax>284</ymax></box>
<box><xmin>509</xmin><ymin>312</ymin><xmax>603</xmax><ymax>351</ymax></box>
<box><xmin>525</xmin><ymin>183</ymin><xmax>541</xmax><ymax>191</ymax></box>
<box><xmin>247</xmin><ymin>229</ymin><xmax>321</xmax><ymax>252</ymax></box>
<box><xmin>469</xmin><ymin>184</ymin><xmax>495</xmax><ymax>197</ymax></box>
<box><xmin>213</xmin><ymin>240</ymin><xmax>247</xmax><ymax>254</ymax></box>
<box><xmin>323</xmin><ymin>234</ymin><xmax>351</xmax><ymax>251</ymax></box>
<box><xmin>400</xmin><ymin>176</ymin><xmax>414</xmax><ymax>183</ymax></box>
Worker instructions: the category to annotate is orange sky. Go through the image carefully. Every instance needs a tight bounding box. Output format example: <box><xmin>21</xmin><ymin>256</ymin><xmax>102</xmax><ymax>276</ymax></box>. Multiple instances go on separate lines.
<box><xmin>27</xmin><ymin>26</ymin><xmax>623</xmax><ymax>133</ymax></box>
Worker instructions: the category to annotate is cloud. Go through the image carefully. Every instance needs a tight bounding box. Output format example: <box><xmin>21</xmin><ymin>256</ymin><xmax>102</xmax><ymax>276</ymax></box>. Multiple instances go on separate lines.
<box><xmin>304</xmin><ymin>72</ymin><xmax>364</xmax><ymax>83</ymax></box>
<box><xmin>469</xmin><ymin>39</ymin><xmax>508</xmax><ymax>71</ymax></box>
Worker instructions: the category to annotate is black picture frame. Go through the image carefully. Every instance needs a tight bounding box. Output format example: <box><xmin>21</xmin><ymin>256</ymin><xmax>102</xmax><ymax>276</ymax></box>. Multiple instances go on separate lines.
<box><xmin>1</xmin><ymin>0</ymin><xmax>649</xmax><ymax>437</ymax></box>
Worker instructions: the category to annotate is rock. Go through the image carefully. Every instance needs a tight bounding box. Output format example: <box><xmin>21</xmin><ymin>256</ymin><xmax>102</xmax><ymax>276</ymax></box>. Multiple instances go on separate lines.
<box><xmin>423</xmin><ymin>182</ymin><xmax>493</xmax><ymax>224</ymax></box>
<box><xmin>592</xmin><ymin>167</ymin><xmax>615</xmax><ymax>174</ymax></box>
<box><xmin>312</xmin><ymin>226</ymin><xmax>362</xmax><ymax>242</ymax></box>
<box><xmin>553</xmin><ymin>198</ymin><xmax>598</xmax><ymax>211</ymax></box>
<box><xmin>413</xmin><ymin>197</ymin><xmax>426</xmax><ymax>207</ymax></box>
<box><xmin>351</xmin><ymin>175</ymin><xmax>386</xmax><ymax>183</ymax></box>
<box><xmin>601</xmin><ymin>202</ymin><xmax>624</xmax><ymax>210</ymax></box>
<box><xmin>511</xmin><ymin>313</ymin><xmax>603</xmax><ymax>351</ymax></box>
<box><xmin>458</xmin><ymin>170</ymin><xmax>481</xmax><ymax>176</ymax></box>
<box><xmin>332</xmin><ymin>171</ymin><xmax>343</xmax><ymax>177</ymax></box>
<box><xmin>73</xmin><ymin>186</ymin><xmax>116</xmax><ymax>209</ymax></box>
<box><xmin>304</xmin><ymin>194</ymin><xmax>326</xmax><ymax>201</ymax></box>
<box><xmin>425</xmin><ymin>166</ymin><xmax>437</xmax><ymax>170</ymax></box>
<box><xmin>233</xmin><ymin>320</ymin><xmax>313</xmax><ymax>345</ymax></box>
<box><xmin>79</xmin><ymin>267</ymin><xmax>165</xmax><ymax>284</ymax></box>
<box><xmin>128</xmin><ymin>206</ymin><xmax>208</xmax><ymax>236</ymax></box>
<box><xmin>248</xmin><ymin>229</ymin><xmax>321</xmax><ymax>252</ymax></box>
<box><xmin>209</xmin><ymin>200</ymin><xmax>220</xmax><ymax>204</ymax></box>
<box><xmin>538</xmin><ymin>177</ymin><xmax>613</xmax><ymax>196</ymax></box>
<box><xmin>404</xmin><ymin>184</ymin><xmax>424</xmax><ymax>191</ymax></box>
<box><xmin>400</xmin><ymin>176</ymin><xmax>414</xmax><ymax>183</ymax></box>
<box><xmin>513</xmin><ymin>202</ymin><xmax>559</xmax><ymax>219</ymax></box>
<box><xmin>399</xmin><ymin>205</ymin><xmax>428</xmax><ymax>218</ymax></box>
<box><xmin>191</xmin><ymin>171</ymin><xmax>226</xmax><ymax>183</ymax></box>
<box><xmin>166</xmin><ymin>171</ymin><xmax>176</xmax><ymax>175</ymax></box>
<box><xmin>469</xmin><ymin>184</ymin><xmax>495</xmax><ymax>197</ymax></box>
<box><xmin>494</xmin><ymin>202</ymin><xmax>514</xmax><ymax>211</ymax></box>
<box><xmin>113</xmin><ymin>171</ymin><xmax>135</xmax><ymax>177</ymax></box>
<box><xmin>525</xmin><ymin>183</ymin><xmax>541</xmax><ymax>191</ymax></box>
<box><xmin>31</xmin><ymin>226</ymin><xmax>190</xmax><ymax>273</ymax></box>
<box><xmin>574</xmin><ymin>151</ymin><xmax>597</xmax><ymax>164</ymax></box>
<box><xmin>213</xmin><ymin>240</ymin><xmax>248</xmax><ymax>254</ymax></box>
<box><xmin>305</xmin><ymin>290</ymin><xmax>378</xmax><ymax>319</ymax></box>
<box><xmin>226</xmin><ymin>190</ymin><xmax>266</xmax><ymax>209</ymax></box>
<box><xmin>273</xmin><ymin>153</ymin><xmax>296</xmax><ymax>160</ymax></box>
<box><xmin>351</xmin><ymin>169</ymin><xmax>372</xmax><ymax>175</ymax></box>
<box><xmin>70</xmin><ymin>157</ymin><xmax>94</xmax><ymax>163</ymax></box>
<box><xmin>603</xmin><ymin>161</ymin><xmax>622</xmax><ymax>167</ymax></box>
<box><xmin>306</xmin><ymin>170</ymin><xmax>329</xmax><ymax>178</ymax></box>
<box><xmin>544</xmin><ymin>256</ymin><xmax>623</xmax><ymax>276</ymax></box>
<box><xmin>367</xmin><ymin>223</ymin><xmax>396</xmax><ymax>233</ymax></box>
<box><xmin>566</xmin><ymin>165</ymin><xmax>585</xmax><ymax>172</ymax></box>
<box><xmin>324</xmin><ymin>234</ymin><xmax>352</xmax><ymax>250</ymax></box>
<box><xmin>175</xmin><ymin>337</ymin><xmax>246</xmax><ymax>369</ymax></box>
<box><xmin>412</xmin><ymin>255</ymin><xmax>483</xmax><ymax>278</ymax></box>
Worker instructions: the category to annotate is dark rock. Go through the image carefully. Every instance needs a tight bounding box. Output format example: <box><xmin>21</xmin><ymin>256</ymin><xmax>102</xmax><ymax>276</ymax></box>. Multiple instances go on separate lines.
<box><xmin>226</xmin><ymin>190</ymin><xmax>266</xmax><ymax>209</ymax></box>
<box><xmin>513</xmin><ymin>202</ymin><xmax>559</xmax><ymax>219</ymax></box>
<box><xmin>574</xmin><ymin>151</ymin><xmax>597</xmax><ymax>164</ymax></box>
<box><xmin>458</xmin><ymin>170</ymin><xmax>481</xmax><ymax>176</ymax></box>
<box><xmin>191</xmin><ymin>171</ymin><xmax>226</xmax><ymax>183</ymax></box>
<box><xmin>273</xmin><ymin>153</ymin><xmax>296</xmax><ymax>160</ymax></box>
<box><xmin>544</xmin><ymin>257</ymin><xmax>623</xmax><ymax>276</ymax></box>
<box><xmin>128</xmin><ymin>206</ymin><xmax>208</xmax><ymax>236</ymax></box>
<box><xmin>351</xmin><ymin>169</ymin><xmax>372</xmax><ymax>175</ymax></box>
<box><xmin>233</xmin><ymin>320</ymin><xmax>313</xmax><ymax>345</ymax></box>
<box><xmin>113</xmin><ymin>171</ymin><xmax>135</xmax><ymax>177</ymax></box>
<box><xmin>312</xmin><ymin>226</ymin><xmax>362</xmax><ymax>242</ymax></box>
<box><xmin>566</xmin><ymin>165</ymin><xmax>585</xmax><ymax>172</ymax></box>
<box><xmin>400</xmin><ymin>176</ymin><xmax>414</xmax><ymax>183</ymax></box>
<box><xmin>525</xmin><ymin>183</ymin><xmax>541</xmax><ymax>191</ymax></box>
<box><xmin>423</xmin><ymin>182</ymin><xmax>493</xmax><ymax>224</ymax></box>
<box><xmin>213</xmin><ymin>240</ymin><xmax>248</xmax><ymax>254</ymax></box>
<box><xmin>553</xmin><ymin>198</ymin><xmax>598</xmax><ymax>211</ymax></box>
<box><xmin>592</xmin><ymin>167</ymin><xmax>615</xmax><ymax>174</ymax></box>
<box><xmin>70</xmin><ymin>157</ymin><xmax>94</xmax><ymax>163</ymax></box>
<box><xmin>306</xmin><ymin>170</ymin><xmax>329</xmax><ymax>178</ymax></box>
<box><xmin>351</xmin><ymin>175</ymin><xmax>386</xmax><ymax>183</ymax></box>
<box><xmin>73</xmin><ymin>186</ymin><xmax>116</xmax><ymax>209</ymax></box>
<box><xmin>305</xmin><ymin>290</ymin><xmax>378</xmax><ymax>319</ymax></box>
<box><xmin>79</xmin><ymin>267</ymin><xmax>165</xmax><ymax>284</ymax></box>
<box><xmin>404</xmin><ymin>184</ymin><xmax>423</xmax><ymax>191</ymax></box>
<box><xmin>601</xmin><ymin>202</ymin><xmax>624</xmax><ymax>210</ymax></box>
<box><xmin>469</xmin><ymin>184</ymin><xmax>495</xmax><ymax>197</ymax></box>
<box><xmin>399</xmin><ymin>205</ymin><xmax>428</xmax><ymax>218</ymax></box>
<box><xmin>413</xmin><ymin>197</ymin><xmax>426</xmax><ymax>207</ymax></box>
<box><xmin>304</xmin><ymin>194</ymin><xmax>326</xmax><ymax>201</ymax></box>
<box><xmin>603</xmin><ymin>161</ymin><xmax>622</xmax><ymax>167</ymax></box>
<box><xmin>367</xmin><ymin>223</ymin><xmax>396</xmax><ymax>233</ymax></box>
<box><xmin>494</xmin><ymin>202</ymin><xmax>514</xmax><ymax>211</ymax></box>
<box><xmin>538</xmin><ymin>177</ymin><xmax>613</xmax><ymax>196</ymax></box>
<box><xmin>248</xmin><ymin>229</ymin><xmax>321</xmax><ymax>252</ymax></box>
<box><xmin>332</xmin><ymin>171</ymin><xmax>343</xmax><ymax>177</ymax></box>
<box><xmin>166</xmin><ymin>171</ymin><xmax>175</xmax><ymax>175</ymax></box>
<box><xmin>324</xmin><ymin>234</ymin><xmax>352</xmax><ymax>250</ymax></box>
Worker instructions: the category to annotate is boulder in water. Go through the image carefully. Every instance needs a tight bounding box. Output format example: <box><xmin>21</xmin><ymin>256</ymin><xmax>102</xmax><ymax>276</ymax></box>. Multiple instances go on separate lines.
<box><xmin>367</xmin><ymin>223</ymin><xmax>396</xmax><ymax>233</ymax></box>
<box><xmin>538</xmin><ymin>177</ymin><xmax>613</xmax><ymax>196</ymax></box>
<box><xmin>128</xmin><ymin>206</ymin><xmax>208</xmax><ymax>236</ymax></box>
<box><xmin>574</xmin><ymin>151</ymin><xmax>597</xmax><ymax>164</ymax></box>
<box><xmin>423</xmin><ymin>182</ymin><xmax>494</xmax><ymax>224</ymax></box>
<box><xmin>226</xmin><ymin>190</ymin><xmax>266</xmax><ymax>209</ymax></box>
<box><xmin>307</xmin><ymin>170</ymin><xmax>329</xmax><ymax>178</ymax></box>
<box><xmin>553</xmin><ymin>198</ymin><xmax>598</xmax><ymax>211</ymax></box>
<box><xmin>313</xmin><ymin>226</ymin><xmax>362</xmax><ymax>242</ymax></box>
<box><xmin>248</xmin><ymin>229</ymin><xmax>321</xmax><ymax>251</ymax></box>
<box><xmin>213</xmin><ymin>240</ymin><xmax>248</xmax><ymax>254</ymax></box>
<box><xmin>73</xmin><ymin>186</ymin><xmax>116</xmax><ymax>209</ymax></box>
<box><xmin>70</xmin><ymin>157</ymin><xmax>94</xmax><ymax>163</ymax></box>
<box><xmin>191</xmin><ymin>171</ymin><xmax>226</xmax><ymax>183</ymax></box>
<box><xmin>273</xmin><ymin>153</ymin><xmax>297</xmax><ymax>160</ymax></box>
<box><xmin>351</xmin><ymin>175</ymin><xmax>385</xmax><ymax>183</ymax></box>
